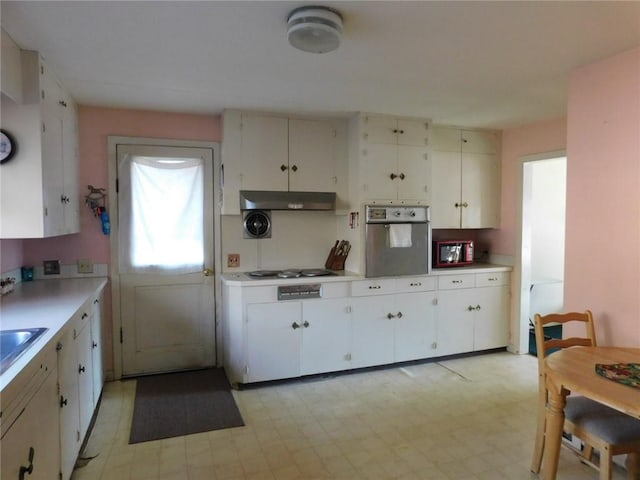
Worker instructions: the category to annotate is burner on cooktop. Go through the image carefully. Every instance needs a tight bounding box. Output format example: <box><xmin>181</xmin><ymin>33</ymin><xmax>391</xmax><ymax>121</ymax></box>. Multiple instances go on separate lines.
<box><xmin>246</xmin><ymin>268</ymin><xmax>337</xmax><ymax>279</ymax></box>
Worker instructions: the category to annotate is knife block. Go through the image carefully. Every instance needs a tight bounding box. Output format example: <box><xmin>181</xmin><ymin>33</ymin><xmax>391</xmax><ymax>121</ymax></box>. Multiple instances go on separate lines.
<box><xmin>325</xmin><ymin>246</ymin><xmax>347</xmax><ymax>271</ymax></box>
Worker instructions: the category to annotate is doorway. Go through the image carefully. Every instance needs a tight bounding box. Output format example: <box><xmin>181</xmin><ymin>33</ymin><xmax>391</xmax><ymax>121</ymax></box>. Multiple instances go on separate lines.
<box><xmin>517</xmin><ymin>152</ymin><xmax>567</xmax><ymax>354</ymax></box>
<box><xmin>108</xmin><ymin>137</ymin><xmax>221</xmax><ymax>379</ymax></box>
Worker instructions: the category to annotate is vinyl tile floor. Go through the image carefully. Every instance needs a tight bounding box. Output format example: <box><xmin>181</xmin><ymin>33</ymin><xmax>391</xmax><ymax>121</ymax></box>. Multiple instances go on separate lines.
<box><xmin>72</xmin><ymin>351</ymin><xmax>629</xmax><ymax>479</ymax></box>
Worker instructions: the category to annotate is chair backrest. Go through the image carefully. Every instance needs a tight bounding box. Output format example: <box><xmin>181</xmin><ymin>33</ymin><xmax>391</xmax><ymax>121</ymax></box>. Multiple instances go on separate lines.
<box><xmin>533</xmin><ymin>310</ymin><xmax>597</xmax><ymax>379</ymax></box>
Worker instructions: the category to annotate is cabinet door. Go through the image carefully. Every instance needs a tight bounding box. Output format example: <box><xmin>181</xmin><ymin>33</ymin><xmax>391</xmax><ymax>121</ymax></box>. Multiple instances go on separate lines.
<box><xmin>351</xmin><ymin>296</ymin><xmax>394</xmax><ymax>368</ymax></box>
<box><xmin>396</xmin><ymin>145</ymin><xmax>430</xmax><ymax>201</ymax></box>
<box><xmin>301</xmin><ymin>299</ymin><xmax>351</xmax><ymax>375</ymax></box>
<box><xmin>0</xmin><ymin>367</ymin><xmax>60</xmax><ymax>480</ymax></box>
<box><xmin>394</xmin><ymin>292</ymin><xmax>437</xmax><ymax>362</ymax></box>
<box><xmin>57</xmin><ymin>327</ymin><xmax>80</xmax><ymax>480</ymax></box>
<box><xmin>363</xmin><ymin>115</ymin><xmax>398</xmax><ymax>144</ymax></box>
<box><xmin>76</xmin><ymin>319</ymin><xmax>94</xmax><ymax>441</ymax></box>
<box><xmin>61</xmin><ymin>93</ymin><xmax>80</xmax><ymax>234</ymax></box>
<box><xmin>246</xmin><ymin>302</ymin><xmax>301</xmax><ymax>382</ymax></box>
<box><xmin>430</xmin><ymin>150</ymin><xmax>462</xmax><ymax>228</ymax></box>
<box><xmin>431</xmin><ymin>127</ymin><xmax>461</xmax><ymax>152</ymax></box>
<box><xmin>240</xmin><ymin>114</ymin><xmax>289</xmax><ymax>191</ymax></box>
<box><xmin>473</xmin><ymin>286</ymin><xmax>509</xmax><ymax>351</ymax></box>
<box><xmin>436</xmin><ymin>289</ymin><xmax>475</xmax><ymax>356</ymax></box>
<box><xmin>461</xmin><ymin>130</ymin><xmax>498</xmax><ymax>154</ymax></box>
<box><xmin>461</xmin><ymin>152</ymin><xmax>500</xmax><ymax>228</ymax></box>
<box><xmin>41</xmin><ymin>106</ymin><xmax>65</xmax><ymax>236</ymax></box>
<box><xmin>91</xmin><ymin>296</ymin><xmax>104</xmax><ymax>407</ymax></box>
<box><xmin>360</xmin><ymin>143</ymin><xmax>397</xmax><ymax>201</ymax></box>
<box><xmin>289</xmin><ymin>118</ymin><xmax>338</xmax><ymax>192</ymax></box>
<box><xmin>396</xmin><ymin>119</ymin><xmax>429</xmax><ymax>146</ymax></box>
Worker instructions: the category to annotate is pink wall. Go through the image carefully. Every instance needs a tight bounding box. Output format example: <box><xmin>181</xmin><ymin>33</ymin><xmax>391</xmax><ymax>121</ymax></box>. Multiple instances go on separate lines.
<box><xmin>563</xmin><ymin>47</ymin><xmax>640</xmax><ymax>346</ymax></box>
<box><xmin>481</xmin><ymin>117</ymin><xmax>567</xmax><ymax>257</ymax></box>
<box><xmin>0</xmin><ymin>239</ymin><xmax>24</xmax><ymax>272</ymax></box>
<box><xmin>21</xmin><ymin>107</ymin><xmax>221</xmax><ymax>265</ymax></box>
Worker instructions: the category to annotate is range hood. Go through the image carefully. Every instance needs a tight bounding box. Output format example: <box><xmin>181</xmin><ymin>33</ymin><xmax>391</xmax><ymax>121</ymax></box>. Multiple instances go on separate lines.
<box><xmin>239</xmin><ymin>190</ymin><xmax>336</xmax><ymax>211</ymax></box>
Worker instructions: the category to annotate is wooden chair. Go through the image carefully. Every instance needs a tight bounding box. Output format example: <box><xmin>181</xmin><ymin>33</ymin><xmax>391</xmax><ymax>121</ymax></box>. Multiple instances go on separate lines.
<box><xmin>531</xmin><ymin>310</ymin><xmax>640</xmax><ymax>479</ymax></box>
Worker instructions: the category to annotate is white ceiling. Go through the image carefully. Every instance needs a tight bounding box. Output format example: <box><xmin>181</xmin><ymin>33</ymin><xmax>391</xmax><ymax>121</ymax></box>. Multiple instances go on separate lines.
<box><xmin>2</xmin><ymin>1</ymin><xmax>640</xmax><ymax>129</ymax></box>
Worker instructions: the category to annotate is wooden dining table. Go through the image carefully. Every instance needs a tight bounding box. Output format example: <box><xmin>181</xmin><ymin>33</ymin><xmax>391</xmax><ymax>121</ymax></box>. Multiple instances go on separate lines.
<box><xmin>542</xmin><ymin>346</ymin><xmax>640</xmax><ymax>479</ymax></box>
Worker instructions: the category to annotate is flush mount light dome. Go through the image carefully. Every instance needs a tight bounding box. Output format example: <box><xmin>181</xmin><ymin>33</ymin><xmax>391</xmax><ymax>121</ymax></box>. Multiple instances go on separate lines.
<box><xmin>287</xmin><ymin>5</ymin><xmax>343</xmax><ymax>54</ymax></box>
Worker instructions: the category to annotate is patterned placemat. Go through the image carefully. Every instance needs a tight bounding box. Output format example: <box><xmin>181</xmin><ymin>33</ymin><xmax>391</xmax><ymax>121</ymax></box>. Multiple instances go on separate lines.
<box><xmin>595</xmin><ymin>363</ymin><xmax>640</xmax><ymax>389</ymax></box>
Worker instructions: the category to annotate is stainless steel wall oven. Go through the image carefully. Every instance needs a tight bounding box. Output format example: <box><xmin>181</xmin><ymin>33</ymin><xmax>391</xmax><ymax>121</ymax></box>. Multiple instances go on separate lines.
<box><xmin>365</xmin><ymin>204</ymin><xmax>432</xmax><ymax>278</ymax></box>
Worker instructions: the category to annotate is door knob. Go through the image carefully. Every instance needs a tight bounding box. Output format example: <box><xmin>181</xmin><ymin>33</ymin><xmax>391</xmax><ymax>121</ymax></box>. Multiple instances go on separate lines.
<box><xmin>203</xmin><ymin>268</ymin><xmax>213</xmax><ymax>276</ymax></box>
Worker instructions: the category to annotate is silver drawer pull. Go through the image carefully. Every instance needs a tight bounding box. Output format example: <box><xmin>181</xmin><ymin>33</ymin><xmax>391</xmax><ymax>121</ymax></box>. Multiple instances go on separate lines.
<box><xmin>368</xmin><ymin>285</ymin><xmax>381</xmax><ymax>289</ymax></box>
<box><xmin>409</xmin><ymin>282</ymin><xmax>422</xmax><ymax>287</ymax></box>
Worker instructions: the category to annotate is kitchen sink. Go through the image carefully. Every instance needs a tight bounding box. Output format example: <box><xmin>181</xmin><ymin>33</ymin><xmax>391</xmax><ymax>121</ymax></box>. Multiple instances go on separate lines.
<box><xmin>0</xmin><ymin>328</ymin><xmax>49</xmax><ymax>374</ymax></box>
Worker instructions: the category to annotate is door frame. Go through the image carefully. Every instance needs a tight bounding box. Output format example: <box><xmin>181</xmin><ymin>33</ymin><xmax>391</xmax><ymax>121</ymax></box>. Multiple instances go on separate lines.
<box><xmin>513</xmin><ymin>149</ymin><xmax>566</xmax><ymax>354</ymax></box>
<box><xmin>108</xmin><ymin>136</ymin><xmax>221</xmax><ymax>380</ymax></box>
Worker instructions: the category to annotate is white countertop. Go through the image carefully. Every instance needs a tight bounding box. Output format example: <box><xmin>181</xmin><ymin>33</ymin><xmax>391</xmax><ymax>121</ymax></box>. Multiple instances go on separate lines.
<box><xmin>0</xmin><ymin>277</ymin><xmax>108</xmax><ymax>391</ymax></box>
<box><xmin>221</xmin><ymin>263</ymin><xmax>511</xmax><ymax>286</ymax></box>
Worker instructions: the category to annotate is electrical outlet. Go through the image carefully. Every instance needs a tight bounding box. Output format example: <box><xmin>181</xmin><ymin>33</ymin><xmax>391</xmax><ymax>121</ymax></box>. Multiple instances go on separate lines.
<box><xmin>227</xmin><ymin>254</ymin><xmax>240</xmax><ymax>268</ymax></box>
<box><xmin>43</xmin><ymin>260</ymin><xmax>60</xmax><ymax>275</ymax></box>
<box><xmin>77</xmin><ymin>258</ymin><xmax>94</xmax><ymax>274</ymax></box>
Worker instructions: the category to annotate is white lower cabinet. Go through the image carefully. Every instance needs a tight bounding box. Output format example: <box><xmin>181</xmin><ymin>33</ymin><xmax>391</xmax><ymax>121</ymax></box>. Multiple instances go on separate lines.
<box><xmin>90</xmin><ymin>295</ymin><xmax>104</xmax><ymax>408</ymax></box>
<box><xmin>1</xmin><ymin>350</ymin><xmax>60</xmax><ymax>480</ymax></box>
<box><xmin>246</xmin><ymin>302</ymin><xmax>301</xmax><ymax>383</ymax></box>
<box><xmin>437</xmin><ymin>272</ymin><xmax>510</xmax><ymax>356</ymax></box>
<box><xmin>351</xmin><ymin>295</ymin><xmax>395</xmax><ymax>368</ymax></box>
<box><xmin>301</xmin><ymin>299</ymin><xmax>352</xmax><ymax>376</ymax></box>
<box><xmin>57</xmin><ymin>295</ymin><xmax>103</xmax><ymax>480</ymax></box>
<box><xmin>246</xmin><ymin>298</ymin><xmax>352</xmax><ymax>383</ymax></box>
<box><xmin>350</xmin><ymin>276</ymin><xmax>438</xmax><ymax>368</ymax></box>
<box><xmin>224</xmin><ymin>269</ymin><xmax>509</xmax><ymax>385</ymax></box>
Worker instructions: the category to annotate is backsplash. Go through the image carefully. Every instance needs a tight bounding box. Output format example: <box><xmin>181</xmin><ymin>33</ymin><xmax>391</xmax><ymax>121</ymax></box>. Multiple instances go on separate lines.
<box><xmin>220</xmin><ymin>211</ymin><xmax>342</xmax><ymax>272</ymax></box>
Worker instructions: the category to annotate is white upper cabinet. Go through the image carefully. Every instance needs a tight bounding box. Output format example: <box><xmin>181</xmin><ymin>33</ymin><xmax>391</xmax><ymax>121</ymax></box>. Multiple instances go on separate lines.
<box><xmin>0</xmin><ymin>50</ymin><xmax>79</xmax><ymax>238</ymax></box>
<box><xmin>350</xmin><ymin>113</ymin><xmax>431</xmax><ymax>204</ymax></box>
<box><xmin>221</xmin><ymin>110</ymin><xmax>347</xmax><ymax>214</ymax></box>
<box><xmin>430</xmin><ymin>127</ymin><xmax>501</xmax><ymax>229</ymax></box>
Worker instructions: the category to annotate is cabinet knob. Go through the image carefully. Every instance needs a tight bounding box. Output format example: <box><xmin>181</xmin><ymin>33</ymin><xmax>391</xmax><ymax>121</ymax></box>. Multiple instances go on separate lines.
<box><xmin>59</xmin><ymin>100</ymin><xmax>68</xmax><ymax>108</ymax></box>
<box><xmin>92</xmin><ymin>341</ymin><xmax>98</xmax><ymax>348</ymax></box>
<box><xmin>390</xmin><ymin>173</ymin><xmax>398</xmax><ymax>180</ymax></box>
<box><xmin>280</xmin><ymin>164</ymin><xmax>288</xmax><ymax>172</ymax></box>
<box><xmin>60</xmin><ymin>396</ymin><xmax>68</xmax><ymax>408</ymax></box>
<box><xmin>291</xmin><ymin>322</ymin><xmax>300</xmax><ymax>330</ymax></box>
<box><xmin>82</xmin><ymin>312</ymin><xmax>88</xmax><ymax>319</ymax></box>
<box><xmin>368</xmin><ymin>285</ymin><xmax>381</xmax><ymax>290</ymax></box>
<box><xmin>303</xmin><ymin>321</ymin><xmax>310</xmax><ymax>328</ymax></box>
<box><xmin>79</xmin><ymin>364</ymin><xmax>86</xmax><ymax>374</ymax></box>
<box><xmin>19</xmin><ymin>447</ymin><xmax>35</xmax><ymax>479</ymax></box>
<box><xmin>452</xmin><ymin>280</ymin><xmax>463</xmax><ymax>284</ymax></box>
<box><xmin>387</xmin><ymin>313</ymin><xmax>396</xmax><ymax>319</ymax></box>
<box><xmin>398</xmin><ymin>173</ymin><xmax>405</xmax><ymax>180</ymax></box>
<box><xmin>396</xmin><ymin>311</ymin><xmax>403</xmax><ymax>318</ymax></box>
<box><xmin>409</xmin><ymin>282</ymin><xmax>422</xmax><ymax>287</ymax></box>
<box><xmin>290</xmin><ymin>164</ymin><xmax>298</xmax><ymax>172</ymax></box>
<box><xmin>94</xmin><ymin>299</ymin><xmax>100</xmax><ymax>304</ymax></box>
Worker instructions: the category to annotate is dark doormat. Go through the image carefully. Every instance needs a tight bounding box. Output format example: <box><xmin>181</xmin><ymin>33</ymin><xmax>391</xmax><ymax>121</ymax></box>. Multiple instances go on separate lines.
<box><xmin>129</xmin><ymin>368</ymin><xmax>244</xmax><ymax>444</ymax></box>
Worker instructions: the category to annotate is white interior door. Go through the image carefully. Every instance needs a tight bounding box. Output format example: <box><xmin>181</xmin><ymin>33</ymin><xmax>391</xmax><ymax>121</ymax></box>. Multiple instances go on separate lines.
<box><xmin>116</xmin><ymin>144</ymin><xmax>215</xmax><ymax>376</ymax></box>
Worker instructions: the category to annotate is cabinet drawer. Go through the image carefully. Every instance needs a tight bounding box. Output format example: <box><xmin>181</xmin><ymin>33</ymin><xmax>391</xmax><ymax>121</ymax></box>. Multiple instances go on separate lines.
<box><xmin>437</xmin><ymin>274</ymin><xmax>475</xmax><ymax>290</ymax></box>
<box><xmin>395</xmin><ymin>276</ymin><xmax>436</xmax><ymax>292</ymax></box>
<box><xmin>322</xmin><ymin>282</ymin><xmax>350</xmax><ymax>298</ymax></box>
<box><xmin>475</xmin><ymin>272</ymin><xmax>510</xmax><ymax>287</ymax></box>
<box><xmin>351</xmin><ymin>278</ymin><xmax>396</xmax><ymax>296</ymax></box>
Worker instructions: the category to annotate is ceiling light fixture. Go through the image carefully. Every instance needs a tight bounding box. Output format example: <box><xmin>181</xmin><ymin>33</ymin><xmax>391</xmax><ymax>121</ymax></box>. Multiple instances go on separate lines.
<box><xmin>287</xmin><ymin>5</ymin><xmax>343</xmax><ymax>54</ymax></box>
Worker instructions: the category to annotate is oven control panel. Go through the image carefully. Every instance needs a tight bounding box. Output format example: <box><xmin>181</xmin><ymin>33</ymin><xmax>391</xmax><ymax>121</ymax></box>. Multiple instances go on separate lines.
<box><xmin>365</xmin><ymin>205</ymin><xmax>428</xmax><ymax>223</ymax></box>
<box><xmin>277</xmin><ymin>284</ymin><xmax>322</xmax><ymax>300</ymax></box>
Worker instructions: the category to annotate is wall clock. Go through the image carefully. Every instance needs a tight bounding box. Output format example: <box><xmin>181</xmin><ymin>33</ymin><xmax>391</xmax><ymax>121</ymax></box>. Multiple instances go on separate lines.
<box><xmin>0</xmin><ymin>129</ymin><xmax>17</xmax><ymax>164</ymax></box>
